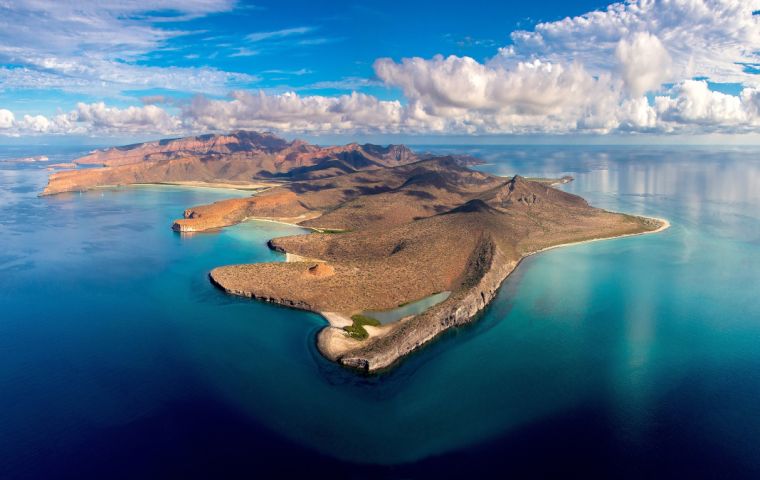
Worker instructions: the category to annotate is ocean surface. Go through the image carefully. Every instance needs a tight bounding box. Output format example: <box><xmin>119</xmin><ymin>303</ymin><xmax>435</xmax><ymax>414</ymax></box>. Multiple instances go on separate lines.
<box><xmin>1</xmin><ymin>144</ymin><xmax>760</xmax><ymax>479</ymax></box>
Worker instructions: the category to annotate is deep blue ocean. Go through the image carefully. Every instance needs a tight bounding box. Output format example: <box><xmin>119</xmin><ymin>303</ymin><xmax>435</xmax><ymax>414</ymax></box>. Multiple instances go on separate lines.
<box><xmin>1</xmin><ymin>144</ymin><xmax>760</xmax><ymax>479</ymax></box>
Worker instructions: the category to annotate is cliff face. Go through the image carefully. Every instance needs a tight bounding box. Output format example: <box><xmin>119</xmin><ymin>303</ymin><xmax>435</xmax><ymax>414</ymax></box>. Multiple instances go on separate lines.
<box><xmin>337</xmin><ymin>237</ymin><xmax>515</xmax><ymax>371</ymax></box>
<box><xmin>41</xmin><ymin>130</ymin><xmax>424</xmax><ymax>195</ymax></box>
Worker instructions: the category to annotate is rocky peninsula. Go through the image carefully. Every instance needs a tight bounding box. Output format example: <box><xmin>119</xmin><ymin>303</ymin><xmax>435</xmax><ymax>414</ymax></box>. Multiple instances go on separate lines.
<box><xmin>42</xmin><ymin>131</ymin><xmax>668</xmax><ymax>372</ymax></box>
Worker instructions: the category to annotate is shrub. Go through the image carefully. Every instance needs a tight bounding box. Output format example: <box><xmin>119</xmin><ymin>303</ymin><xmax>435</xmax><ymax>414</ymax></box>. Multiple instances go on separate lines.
<box><xmin>344</xmin><ymin>314</ymin><xmax>381</xmax><ymax>340</ymax></box>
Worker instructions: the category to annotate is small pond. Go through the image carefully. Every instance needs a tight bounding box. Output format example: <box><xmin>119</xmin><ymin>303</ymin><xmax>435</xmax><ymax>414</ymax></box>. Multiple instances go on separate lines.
<box><xmin>361</xmin><ymin>291</ymin><xmax>451</xmax><ymax>324</ymax></box>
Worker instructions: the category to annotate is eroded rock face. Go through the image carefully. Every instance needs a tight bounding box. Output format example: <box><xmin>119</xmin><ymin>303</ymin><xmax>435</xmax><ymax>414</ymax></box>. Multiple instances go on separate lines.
<box><xmin>209</xmin><ymin>266</ymin><xmax>320</xmax><ymax>312</ymax></box>
<box><xmin>339</xmin><ymin>237</ymin><xmax>515</xmax><ymax>371</ymax></box>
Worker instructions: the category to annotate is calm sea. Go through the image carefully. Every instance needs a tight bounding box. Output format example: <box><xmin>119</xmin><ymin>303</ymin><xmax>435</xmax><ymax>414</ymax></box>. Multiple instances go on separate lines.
<box><xmin>1</xmin><ymin>144</ymin><xmax>759</xmax><ymax>479</ymax></box>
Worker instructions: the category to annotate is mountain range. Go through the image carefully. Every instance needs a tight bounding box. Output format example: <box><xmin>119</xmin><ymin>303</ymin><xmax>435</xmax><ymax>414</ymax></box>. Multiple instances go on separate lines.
<box><xmin>41</xmin><ymin>130</ymin><xmax>430</xmax><ymax>195</ymax></box>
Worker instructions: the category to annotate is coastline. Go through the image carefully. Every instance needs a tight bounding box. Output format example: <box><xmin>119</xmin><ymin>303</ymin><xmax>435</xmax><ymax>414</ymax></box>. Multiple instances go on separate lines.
<box><xmin>146</xmin><ymin>153</ymin><xmax>672</xmax><ymax>372</ymax></box>
<box><xmin>145</xmin><ymin>180</ymin><xmax>281</xmax><ymax>191</ymax></box>
<box><xmin>40</xmin><ymin>180</ymin><xmax>283</xmax><ymax>197</ymax></box>
<box><xmin>35</xmin><ymin>131</ymin><xmax>675</xmax><ymax>374</ymax></box>
<box><xmin>207</xmin><ymin>213</ymin><xmax>347</xmax><ymax>234</ymax></box>
<box><xmin>237</xmin><ymin>213</ymin><xmax>670</xmax><ymax>372</ymax></box>
<box><xmin>526</xmin><ymin>215</ymin><xmax>670</xmax><ymax>257</ymax></box>
<box><xmin>244</xmin><ymin>215</ymin><xmax>319</xmax><ymax>230</ymax></box>
<box><xmin>281</xmin><ymin>249</ymin><xmax>350</xmax><ymax>329</ymax></box>
<box><xmin>336</xmin><ymin>214</ymin><xmax>670</xmax><ymax>372</ymax></box>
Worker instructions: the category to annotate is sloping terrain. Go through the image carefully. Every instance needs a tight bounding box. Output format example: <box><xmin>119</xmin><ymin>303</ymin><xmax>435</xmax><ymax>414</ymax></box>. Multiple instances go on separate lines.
<box><xmin>194</xmin><ymin>157</ymin><xmax>665</xmax><ymax>371</ymax></box>
<box><xmin>40</xmin><ymin>130</ymin><xmax>424</xmax><ymax>195</ymax></box>
<box><xmin>40</xmin><ymin>131</ymin><xmax>665</xmax><ymax>372</ymax></box>
<box><xmin>171</xmin><ymin>157</ymin><xmax>498</xmax><ymax>231</ymax></box>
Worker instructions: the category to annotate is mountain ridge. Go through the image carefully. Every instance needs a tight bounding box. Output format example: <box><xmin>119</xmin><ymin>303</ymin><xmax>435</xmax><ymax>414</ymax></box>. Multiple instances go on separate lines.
<box><xmin>41</xmin><ymin>131</ymin><xmax>431</xmax><ymax>195</ymax></box>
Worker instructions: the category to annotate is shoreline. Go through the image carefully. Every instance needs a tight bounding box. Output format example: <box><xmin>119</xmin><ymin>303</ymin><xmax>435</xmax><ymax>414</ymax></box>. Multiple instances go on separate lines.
<box><xmin>241</xmin><ymin>213</ymin><xmax>670</xmax><ymax>372</ymax></box>
<box><xmin>281</xmin><ymin>248</ymin><xmax>348</xmax><ymax>329</ymax></box>
<box><xmin>148</xmin><ymin>180</ymin><xmax>281</xmax><ymax>191</ymax></box>
<box><xmin>525</xmin><ymin>215</ymin><xmax>670</xmax><ymax>258</ymax></box>
<box><xmin>244</xmin><ymin>216</ymin><xmax>317</xmax><ymax>230</ymax></box>
<box><xmin>241</xmin><ymin>215</ymin><xmax>351</xmax><ymax>235</ymax></box>
<box><xmin>332</xmin><ymin>215</ymin><xmax>671</xmax><ymax>373</ymax></box>
<box><xmin>340</xmin><ymin>214</ymin><xmax>670</xmax><ymax>372</ymax></box>
<box><xmin>132</xmin><ymin>181</ymin><xmax>279</xmax><ymax>192</ymax></box>
<box><xmin>41</xmin><ymin>180</ymin><xmax>283</xmax><ymax>197</ymax></box>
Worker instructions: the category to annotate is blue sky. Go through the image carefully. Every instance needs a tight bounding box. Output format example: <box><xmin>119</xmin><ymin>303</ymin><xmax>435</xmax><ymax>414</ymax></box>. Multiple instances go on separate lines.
<box><xmin>2</xmin><ymin>0</ymin><xmax>611</xmax><ymax>113</ymax></box>
<box><xmin>0</xmin><ymin>0</ymin><xmax>758</xmax><ymax>143</ymax></box>
<box><xmin>143</xmin><ymin>1</ymin><xmax>610</xmax><ymax>93</ymax></box>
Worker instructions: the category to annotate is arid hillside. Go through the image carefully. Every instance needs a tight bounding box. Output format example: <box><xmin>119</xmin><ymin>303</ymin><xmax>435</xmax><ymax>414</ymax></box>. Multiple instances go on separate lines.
<box><xmin>172</xmin><ymin>157</ymin><xmax>499</xmax><ymax>231</ymax></box>
<box><xmin>39</xmin><ymin>131</ymin><xmax>665</xmax><ymax>372</ymax></box>
<box><xmin>40</xmin><ymin>130</ymin><xmax>425</xmax><ymax>195</ymax></box>
<box><xmin>195</xmin><ymin>157</ymin><xmax>665</xmax><ymax>371</ymax></box>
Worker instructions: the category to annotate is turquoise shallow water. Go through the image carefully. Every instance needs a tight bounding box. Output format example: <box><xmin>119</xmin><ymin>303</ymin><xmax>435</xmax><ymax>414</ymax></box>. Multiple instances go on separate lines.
<box><xmin>1</xmin><ymin>145</ymin><xmax>760</xmax><ymax>478</ymax></box>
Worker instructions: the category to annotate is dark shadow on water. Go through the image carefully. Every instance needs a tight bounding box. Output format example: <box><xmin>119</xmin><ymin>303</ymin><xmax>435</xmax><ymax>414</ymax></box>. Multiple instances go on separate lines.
<box><xmin>7</xmin><ymin>396</ymin><xmax>755</xmax><ymax>480</ymax></box>
<box><xmin>390</xmin><ymin>402</ymin><xmax>760</xmax><ymax>480</ymax></box>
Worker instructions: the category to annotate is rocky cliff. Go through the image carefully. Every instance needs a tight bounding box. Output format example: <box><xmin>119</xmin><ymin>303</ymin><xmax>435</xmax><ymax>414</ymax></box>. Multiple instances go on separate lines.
<box><xmin>335</xmin><ymin>236</ymin><xmax>515</xmax><ymax>371</ymax></box>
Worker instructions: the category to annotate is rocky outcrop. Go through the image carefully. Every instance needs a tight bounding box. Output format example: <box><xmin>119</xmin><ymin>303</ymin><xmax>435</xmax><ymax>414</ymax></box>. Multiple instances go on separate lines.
<box><xmin>338</xmin><ymin>236</ymin><xmax>515</xmax><ymax>371</ymax></box>
<box><xmin>171</xmin><ymin>190</ymin><xmax>306</xmax><ymax>232</ymax></box>
<box><xmin>209</xmin><ymin>235</ymin><xmax>515</xmax><ymax>372</ymax></box>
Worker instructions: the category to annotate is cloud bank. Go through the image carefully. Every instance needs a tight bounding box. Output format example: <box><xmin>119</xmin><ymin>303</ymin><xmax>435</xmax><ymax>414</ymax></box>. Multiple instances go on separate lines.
<box><xmin>1</xmin><ymin>0</ymin><xmax>759</xmax><ymax>137</ymax></box>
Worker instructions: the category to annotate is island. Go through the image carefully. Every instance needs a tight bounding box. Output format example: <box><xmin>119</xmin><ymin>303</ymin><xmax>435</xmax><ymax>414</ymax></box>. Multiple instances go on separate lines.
<box><xmin>41</xmin><ymin>131</ymin><xmax>669</xmax><ymax>372</ymax></box>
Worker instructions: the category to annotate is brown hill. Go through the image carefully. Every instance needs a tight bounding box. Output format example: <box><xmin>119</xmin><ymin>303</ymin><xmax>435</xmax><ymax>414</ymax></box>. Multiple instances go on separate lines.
<box><xmin>75</xmin><ymin>131</ymin><xmax>295</xmax><ymax>167</ymax></box>
<box><xmin>171</xmin><ymin>157</ymin><xmax>500</xmax><ymax>232</ymax></box>
<box><xmin>40</xmin><ymin>131</ymin><xmax>425</xmax><ymax>195</ymax></box>
<box><xmin>195</xmin><ymin>157</ymin><xmax>667</xmax><ymax>371</ymax></box>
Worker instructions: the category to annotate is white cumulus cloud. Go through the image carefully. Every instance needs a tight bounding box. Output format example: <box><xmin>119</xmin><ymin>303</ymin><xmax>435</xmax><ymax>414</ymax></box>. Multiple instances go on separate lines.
<box><xmin>75</xmin><ymin>102</ymin><xmax>181</xmax><ymax>134</ymax></box>
<box><xmin>0</xmin><ymin>102</ymin><xmax>183</xmax><ymax>136</ymax></box>
<box><xmin>502</xmin><ymin>0</ymin><xmax>760</xmax><ymax>88</ymax></box>
<box><xmin>655</xmin><ymin>80</ymin><xmax>759</xmax><ymax>131</ymax></box>
<box><xmin>0</xmin><ymin>109</ymin><xmax>15</xmax><ymax>129</ymax></box>
<box><xmin>2</xmin><ymin>0</ymin><xmax>760</xmax><ymax>138</ymax></box>
<box><xmin>374</xmin><ymin>55</ymin><xmax>622</xmax><ymax>133</ymax></box>
<box><xmin>182</xmin><ymin>90</ymin><xmax>404</xmax><ymax>134</ymax></box>
<box><xmin>615</xmin><ymin>32</ymin><xmax>671</xmax><ymax>97</ymax></box>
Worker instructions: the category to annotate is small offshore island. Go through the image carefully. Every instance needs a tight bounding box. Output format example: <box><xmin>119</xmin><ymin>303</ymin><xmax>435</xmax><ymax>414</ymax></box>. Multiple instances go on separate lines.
<box><xmin>42</xmin><ymin>131</ymin><xmax>668</xmax><ymax>372</ymax></box>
